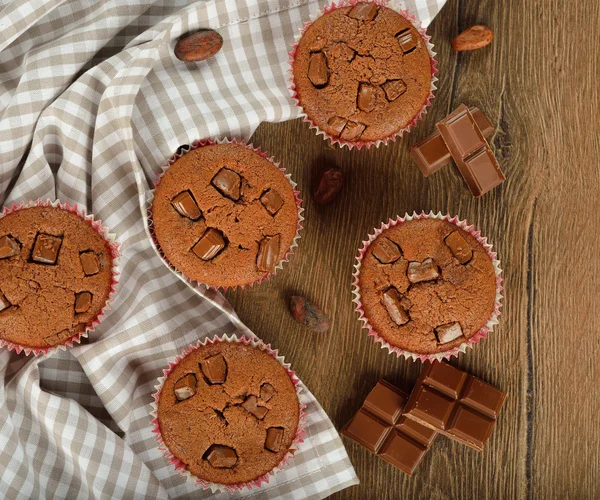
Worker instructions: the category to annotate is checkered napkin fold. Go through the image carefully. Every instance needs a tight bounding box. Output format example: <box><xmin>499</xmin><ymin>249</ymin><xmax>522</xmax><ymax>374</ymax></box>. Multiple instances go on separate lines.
<box><xmin>0</xmin><ymin>0</ymin><xmax>445</xmax><ymax>498</ymax></box>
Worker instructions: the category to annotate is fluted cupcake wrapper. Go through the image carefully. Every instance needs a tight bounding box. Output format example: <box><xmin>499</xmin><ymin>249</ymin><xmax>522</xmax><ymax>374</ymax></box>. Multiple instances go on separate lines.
<box><xmin>146</xmin><ymin>138</ymin><xmax>303</xmax><ymax>291</ymax></box>
<box><xmin>0</xmin><ymin>199</ymin><xmax>121</xmax><ymax>356</ymax></box>
<box><xmin>352</xmin><ymin>211</ymin><xmax>503</xmax><ymax>362</ymax></box>
<box><xmin>288</xmin><ymin>0</ymin><xmax>438</xmax><ymax>150</ymax></box>
<box><xmin>149</xmin><ymin>334</ymin><xmax>307</xmax><ymax>494</ymax></box>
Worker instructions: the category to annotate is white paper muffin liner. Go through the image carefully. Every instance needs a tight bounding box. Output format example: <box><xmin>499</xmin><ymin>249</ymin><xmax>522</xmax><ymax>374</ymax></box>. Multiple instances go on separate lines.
<box><xmin>352</xmin><ymin>211</ymin><xmax>503</xmax><ymax>362</ymax></box>
<box><xmin>150</xmin><ymin>334</ymin><xmax>307</xmax><ymax>494</ymax></box>
<box><xmin>288</xmin><ymin>0</ymin><xmax>438</xmax><ymax>149</ymax></box>
<box><xmin>147</xmin><ymin>138</ymin><xmax>303</xmax><ymax>291</ymax></box>
<box><xmin>0</xmin><ymin>199</ymin><xmax>120</xmax><ymax>356</ymax></box>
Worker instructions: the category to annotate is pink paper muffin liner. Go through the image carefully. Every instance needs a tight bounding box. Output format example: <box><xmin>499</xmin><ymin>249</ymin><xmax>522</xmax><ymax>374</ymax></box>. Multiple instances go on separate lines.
<box><xmin>150</xmin><ymin>334</ymin><xmax>308</xmax><ymax>494</ymax></box>
<box><xmin>352</xmin><ymin>211</ymin><xmax>503</xmax><ymax>362</ymax></box>
<box><xmin>288</xmin><ymin>0</ymin><xmax>438</xmax><ymax>150</ymax></box>
<box><xmin>0</xmin><ymin>199</ymin><xmax>121</xmax><ymax>356</ymax></box>
<box><xmin>147</xmin><ymin>138</ymin><xmax>303</xmax><ymax>291</ymax></box>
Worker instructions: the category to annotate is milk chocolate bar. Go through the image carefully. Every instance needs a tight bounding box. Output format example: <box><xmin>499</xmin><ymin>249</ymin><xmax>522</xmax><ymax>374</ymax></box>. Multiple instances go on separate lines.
<box><xmin>411</xmin><ymin>107</ymin><xmax>494</xmax><ymax>177</ymax></box>
<box><xmin>341</xmin><ymin>380</ymin><xmax>437</xmax><ymax>475</ymax></box>
<box><xmin>437</xmin><ymin>105</ymin><xmax>505</xmax><ymax>197</ymax></box>
<box><xmin>403</xmin><ymin>362</ymin><xmax>506</xmax><ymax>451</ymax></box>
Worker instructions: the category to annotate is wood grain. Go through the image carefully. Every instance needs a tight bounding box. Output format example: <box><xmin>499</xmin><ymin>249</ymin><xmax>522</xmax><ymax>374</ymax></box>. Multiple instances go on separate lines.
<box><xmin>225</xmin><ymin>0</ymin><xmax>600</xmax><ymax>497</ymax></box>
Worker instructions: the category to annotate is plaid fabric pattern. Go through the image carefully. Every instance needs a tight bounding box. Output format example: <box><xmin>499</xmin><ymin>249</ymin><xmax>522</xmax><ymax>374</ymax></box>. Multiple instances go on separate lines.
<box><xmin>0</xmin><ymin>0</ymin><xmax>445</xmax><ymax>498</ymax></box>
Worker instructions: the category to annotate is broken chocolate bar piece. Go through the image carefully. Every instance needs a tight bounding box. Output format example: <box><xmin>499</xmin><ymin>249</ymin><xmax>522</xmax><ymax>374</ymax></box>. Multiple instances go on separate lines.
<box><xmin>192</xmin><ymin>228</ymin><xmax>226</xmax><ymax>261</ymax></box>
<box><xmin>382</xmin><ymin>288</ymin><xmax>410</xmax><ymax>326</ymax></box>
<box><xmin>348</xmin><ymin>2</ymin><xmax>378</xmax><ymax>21</ymax></box>
<box><xmin>327</xmin><ymin>116</ymin><xmax>348</xmax><ymax>135</ymax></box>
<box><xmin>204</xmin><ymin>445</ymin><xmax>237</xmax><ymax>468</ymax></box>
<box><xmin>0</xmin><ymin>293</ymin><xmax>10</xmax><ymax>312</ymax></box>
<box><xmin>260</xmin><ymin>189</ymin><xmax>284</xmax><ymax>216</ymax></box>
<box><xmin>444</xmin><ymin>231</ymin><xmax>473</xmax><ymax>264</ymax></box>
<box><xmin>396</xmin><ymin>29</ymin><xmax>417</xmax><ymax>53</ymax></box>
<box><xmin>260</xmin><ymin>382</ymin><xmax>276</xmax><ymax>402</ymax></box>
<box><xmin>340</xmin><ymin>121</ymin><xmax>366</xmax><ymax>141</ymax></box>
<box><xmin>211</xmin><ymin>168</ymin><xmax>241</xmax><ymax>201</ymax></box>
<box><xmin>74</xmin><ymin>291</ymin><xmax>92</xmax><ymax>314</ymax></box>
<box><xmin>407</xmin><ymin>258</ymin><xmax>440</xmax><ymax>283</ymax></box>
<box><xmin>342</xmin><ymin>380</ymin><xmax>437</xmax><ymax>476</ymax></box>
<box><xmin>31</xmin><ymin>233</ymin><xmax>62</xmax><ymax>264</ymax></box>
<box><xmin>357</xmin><ymin>84</ymin><xmax>376</xmax><ymax>112</ymax></box>
<box><xmin>382</xmin><ymin>79</ymin><xmax>407</xmax><ymax>101</ymax></box>
<box><xmin>80</xmin><ymin>251</ymin><xmax>100</xmax><ymax>276</ymax></box>
<box><xmin>404</xmin><ymin>362</ymin><xmax>506</xmax><ymax>451</ymax></box>
<box><xmin>434</xmin><ymin>322</ymin><xmax>464</xmax><ymax>344</ymax></box>
<box><xmin>308</xmin><ymin>52</ymin><xmax>329</xmax><ymax>87</ymax></box>
<box><xmin>0</xmin><ymin>235</ymin><xmax>20</xmax><ymax>259</ymax></box>
<box><xmin>410</xmin><ymin>107</ymin><xmax>494</xmax><ymax>177</ymax></box>
<box><xmin>174</xmin><ymin>373</ymin><xmax>197</xmax><ymax>401</ymax></box>
<box><xmin>265</xmin><ymin>427</ymin><xmax>284</xmax><ymax>452</ymax></box>
<box><xmin>200</xmin><ymin>354</ymin><xmax>227</xmax><ymax>384</ymax></box>
<box><xmin>242</xmin><ymin>395</ymin><xmax>269</xmax><ymax>419</ymax></box>
<box><xmin>371</xmin><ymin>237</ymin><xmax>401</xmax><ymax>264</ymax></box>
<box><xmin>171</xmin><ymin>190</ymin><xmax>202</xmax><ymax>220</ymax></box>
<box><xmin>256</xmin><ymin>234</ymin><xmax>280</xmax><ymax>272</ymax></box>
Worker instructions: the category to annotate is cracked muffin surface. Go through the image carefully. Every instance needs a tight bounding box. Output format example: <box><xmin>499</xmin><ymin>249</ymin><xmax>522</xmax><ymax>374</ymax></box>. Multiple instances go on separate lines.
<box><xmin>358</xmin><ymin>218</ymin><xmax>497</xmax><ymax>354</ymax></box>
<box><xmin>292</xmin><ymin>3</ymin><xmax>432</xmax><ymax>143</ymax></box>
<box><xmin>0</xmin><ymin>206</ymin><xmax>113</xmax><ymax>348</ymax></box>
<box><xmin>152</xmin><ymin>143</ymin><xmax>298</xmax><ymax>288</ymax></box>
<box><xmin>157</xmin><ymin>341</ymin><xmax>300</xmax><ymax>485</ymax></box>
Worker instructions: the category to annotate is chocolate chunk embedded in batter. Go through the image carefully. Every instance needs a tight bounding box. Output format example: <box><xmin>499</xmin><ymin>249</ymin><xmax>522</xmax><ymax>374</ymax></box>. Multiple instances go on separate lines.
<box><xmin>0</xmin><ymin>293</ymin><xmax>10</xmax><ymax>312</ymax></box>
<box><xmin>445</xmin><ymin>231</ymin><xmax>473</xmax><ymax>264</ymax></box>
<box><xmin>396</xmin><ymin>29</ymin><xmax>417</xmax><ymax>53</ymax></box>
<box><xmin>407</xmin><ymin>258</ymin><xmax>440</xmax><ymax>283</ymax></box>
<box><xmin>371</xmin><ymin>237</ymin><xmax>402</xmax><ymax>264</ymax></box>
<box><xmin>327</xmin><ymin>116</ymin><xmax>348</xmax><ymax>135</ymax></box>
<box><xmin>308</xmin><ymin>52</ymin><xmax>329</xmax><ymax>87</ymax></box>
<box><xmin>192</xmin><ymin>228</ymin><xmax>226</xmax><ymax>261</ymax></box>
<box><xmin>200</xmin><ymin>354</ymin><xmax>227</xmax><ymax>384</ymax></box>
<box><xmin>340</xmin><ymin>121</ymin><xmax>366</xmax><ymax>141</ymax></box>
<box><xmin>382</xmin><ymin>79</ymin><xmax>407</xmax><ymax>102</ymax></box>
<box><xmin>171</xmin><ymin>190</ymin><xmax>202</xmax><ymax>220</ymax></box>
<box><xmin>260</xmin><ymin>189</ymin><xmax>284</xmax><ymax>216</ymax></box>
<box><xmin>174</xmin><ymin>373</ymin><xmax>197</xmax><ymax>401</ymax></box>
<box><xmin>357</xmin><ymin>84</ymin><xmax>377</xmax><ymax>112</ymax></box>
<box><xmin>435</xmin><ymin>322</ymin><xmax>464</xmax><ymax>344</ymax></box>
<box><xmin>211</xmin><ymin>168</ymin><xmax>241</xmax><ymax>201</ymax></box>
<box><xmin>80</xmin><ymin>251</ymin><xmax>100</xmax><ymax>276</ymax></box>
<box><xmin>348</xmin><ymin>3</ymin><xmax>378</xmax><ymax>21</ymax></box>
<box><xmin>260</xmin><ymin>382</ymin><xmax>276</xmax><ymax>402</ymax></box>
<box><xmin>256</xmin><ymin>234</ymin><xmax>281</xmax><ymax>272</ymax></box>
<box><xmin>204</xmin><ymin>445</ymin><xmax>238</xmax><ymax>468</ymax></box>
<box><xmin>242</xmin><ymin>395</ymin><xmax>269</xmax><ymax>420</ymax></box>
<box><xmin>0</xmin><ymin>235</ymin><xmax>20</xmax><ymax>259</ymax></box>
<box><xmin>265</xmin><ymin>427</ymin><xmax>285</xmax><ymax>452</ymax></box>
<box><xmin>31</xmin><ymin>233</ymin><xmax>62</xmax><ymax>264</ymax></box>
<box><xmin>74</xmin><ymin>291</ymin><xmax>93</xmax><ymax>314</ymax></box>
<box><xmin>381</xmin><ymin>288</ymin><xmax>411</xmax><ymax>326</ymax></box>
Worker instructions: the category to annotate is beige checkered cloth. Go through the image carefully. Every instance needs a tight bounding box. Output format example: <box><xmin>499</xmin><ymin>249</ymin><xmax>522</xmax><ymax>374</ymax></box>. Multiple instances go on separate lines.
<box><xmin>0</xmin><ymin>0</ymin><xmax>445</xmax><ymax>498</ymax></box>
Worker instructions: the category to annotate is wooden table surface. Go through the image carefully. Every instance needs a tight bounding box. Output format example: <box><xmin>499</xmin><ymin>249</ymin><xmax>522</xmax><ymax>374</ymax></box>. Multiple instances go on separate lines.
<box><xmin>226</xmin><ymin>0</ymin><xmax>600</xmax><ymax>498</ymax></box>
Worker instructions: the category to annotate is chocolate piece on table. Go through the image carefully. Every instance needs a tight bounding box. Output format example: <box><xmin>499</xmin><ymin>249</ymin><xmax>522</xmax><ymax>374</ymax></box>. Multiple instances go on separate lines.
<box><xmin>340</xmin><ymin>120</ymin><xmax>366</xmax><ymax>141</ymax></box>
<box><xmin>357</xmin><ymin>84</ymin><xmax>376</xmax><ymax>112</ymax></box>
<box><xmin>260</xmin><ymin>382</ymin><xmax>276</xmax><ymax>402</ymax></box>
<box><xmin>436</xmin><ymin>105</ymin><xmax>505</xmax><ymax>197</ymax></box>
<box><xmin>171</xmin><ymin>190</ymin><xmax>202</xmax><ymax>220</ymax></box>
<box><xmin>192</xmin><ymin>228</ymin><xmax>226</xmax><ymax>261</ymax></box>
<box><xmin>308</xmin><ymin>52</ymin><xmax>329</xmax><ymax>87</ymax></box>
<box><xmin>434</xmin><ymin>322</ymin><xmax>464</xmax><ymax>344</ymax></box>
<box><xmin>80</xmin><ymin>251</ymin><xmax>100</xmax><ymax>276</ymax></box>
<box><xmin>396</xmin><ymin>29</ymin><xmax>417</xmax><ymax>53</ymax></box>
<box><xmin>74</xmin><ymin>291</ymin><xmax>93</xmax><ymax>314</ymax></box>
<box><xmin>444</xmin><ymin>231</ymin><xmax>473</xmax><ymax>264</ymax></box>
<box><xmin>410</xmin><ymin>107</ymin><xmax>494</xmax><ymax>177</ymax></box>
<box><xmin>260</xmin><ymin>189</ymin><xmax>284</xmax><ymax>215</ymax></box>
<box><xmin>200</xmin><ymin>354</ymin><xmax>227</xmax><ymax>384</ymax></box>
<box><xmin>174</xmin><ymin>373</ymin><xmax>197</xmax><ymax>401</ymax></box>
<box><xmin>256</xmin><ymin>234</ymin><xmax>280</xmax><ymax>272</ymax></box>
<box><xmin>381</xmin><ymin>288</ymin><xmax>410</xmax><ymax>326</ymax></box>
<box><xmin>382</xmin><ymin>79</ymin><xmax>407</xmax><ymax>101</ymax></box>
<box><xmin>211</xmin><ymin>168</ymin><xmax>241</xmax><ymax>201</ymax></box>
<box><xmin>0</xmin><ymin>235</ymin><xmax>20</xmax><ymax>259</ymax></box>
<box><xmin>204</xmin><ymin>445</ymin><xmax>238</xmax><ymax>468</ymax></box>
<box><xmin>348</xmin><ymin>2</ymin><xmax>378</xmax><ymax>21</ymax></box>
<box><xmin>371</xmin><ymin>237</ymin><xmax>401</xmax><ymax>264</ymax></box>
<box><xmin>265</xmin><ymin>427</ymin><xmax>285</xmax><ymax>452</ymax></box>
<box><xmin>407</xmin><ymin>258</ymin><xmax>440</xmax><ymax>283</ymax></box>
<box><xmin>242</xmin><ymin>395</ymin><xmax>269</xmax><ymax>420</ymax></box>
<box><xmin>404</xmin><ymin>362</ymin><xmax>506</xmax><ymax>451</ymax></box>
<box><xmin>31</xmin><ymin>233</ymin><xmax>62</xmax><ymax>264</ymax></box>
<box><xmin>0</xmin><ymin>293</ymin><xmax>10</xmax><ymax>312</ymax></box>
<box><xmin>342</xmin><ymin>380</ymin><xmax>437</xmax><ymax>476</ymax></box>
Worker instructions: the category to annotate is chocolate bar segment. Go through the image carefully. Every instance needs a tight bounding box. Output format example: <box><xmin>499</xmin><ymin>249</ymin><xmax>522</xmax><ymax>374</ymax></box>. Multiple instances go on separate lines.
<box><xmin>410</xmin><ymin>107</ymin><xmax>494</xmax><ymax>177</ymax></box>
<box><xmin>437</xmin><ymin>105</ymin><xmax>505</xmax><ymax>197</ymax></box>
<box><xmin>342</xmin><ymin>380</ymin><xmax>437</xmax><ymax>476</ymax></box>
<box><xmin>404</xmin><ymin>362</ymin><xmax>506</xmax><ymax>451</ymax></box>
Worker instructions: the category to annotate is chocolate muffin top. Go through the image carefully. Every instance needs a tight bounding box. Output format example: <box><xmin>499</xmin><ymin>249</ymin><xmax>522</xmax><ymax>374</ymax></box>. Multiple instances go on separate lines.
<box><xmin>157</xmin><ymin>341</ymin><xmax>300</xmax><ymax>485</ymax></box>
<box><xmin>292</xmin><ymin>3</ymin><xmax>432</xmax><ymax>143</ymax></box>
<box><xmin>152</xmin><ymin>144</ymin><xmax>298</xmax><ymax>288</ymax></box>
<box><xmin>358</xmin><ymin>218</ymin><xmax>497</xmax><ymax>355</ymax></box>
<box><xmin>0</xmin><ymin>206</ymin><xmax>114</xmax><ymax>349</ymax></box>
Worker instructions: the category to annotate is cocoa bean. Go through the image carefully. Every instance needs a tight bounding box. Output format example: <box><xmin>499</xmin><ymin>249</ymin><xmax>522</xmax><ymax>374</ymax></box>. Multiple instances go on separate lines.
<box><xmin>289</xmin><ymin>296</ymin><xmax>330</xmax><ymax>332</ymax></box>
<box><xmin>314</xmin><ymin>166</ymin><xmax>343</xmax><ymax>205</ymax></box>
<box><xmin>175</xmin><ymin>30</ymin><xmax>223</xmax><ymax>62</ymax></box>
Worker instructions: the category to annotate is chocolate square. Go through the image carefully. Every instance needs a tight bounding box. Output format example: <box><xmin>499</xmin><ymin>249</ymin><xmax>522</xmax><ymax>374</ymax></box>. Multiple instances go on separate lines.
<box><xmin>260</xmin><ymin>189</ymin><xmax>284</xmax><ymax>216</ymax></box>
<box><xmin>0</xmin><ymin>235</ymin><xmax>20</xmax><ymax>259</ymax></box>
<box><xmin>171</xmin><ymin>190</ymin><xmax>202</xmax><ymax>220</ymax></box>
<box><xmin>211</xmin><ymin>168</ymin><xmax>241</xmax><ymax>201</ymax></box>
<box><xmin>192</xmin><ymin>228</ymin><xmax>226</xmax><ymax>261</ymax></box>
<box><xmin>31</xmin><ymin>233</ymin><xmax>63</xmax><ymax>265</ymax></box>
<box><xmin>80</xmin><ymin>251</ymin><xmax>100</xmax><ymax>276</ymax></box>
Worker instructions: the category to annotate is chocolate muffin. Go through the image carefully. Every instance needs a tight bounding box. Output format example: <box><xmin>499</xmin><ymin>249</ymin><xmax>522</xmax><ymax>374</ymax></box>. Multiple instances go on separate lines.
<box><xmin>152</xmin><ymin>143</ymin><xmax>299</xmax><ymax>288</ymax></box>
<box><xmin>157</xmin><ymin>341</ymin><xmax>300</xmax><ymax>486</ymax></box>
<box><xmin>0</xmin><ymin>206</ymin><xmax>114</xmax><ymax>349</ymax></box>
<box><xmin>358</xmin><ymin>217</ymin><xmax>497</xmax><ymax>355</ymax></box>
<box><xmin>292</xmin><ymin>2</ymin><xmax>433</xmax><ymax>144</ymax></box>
